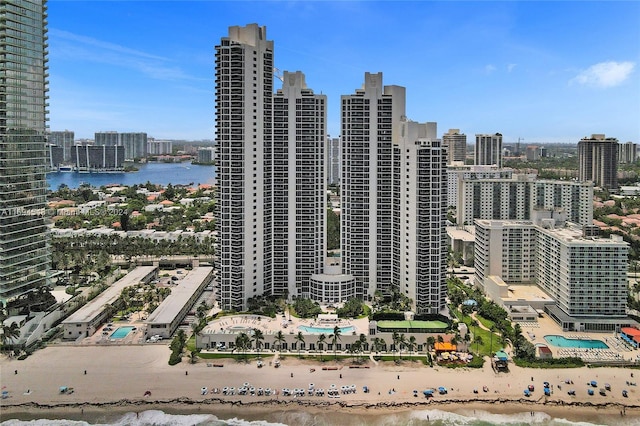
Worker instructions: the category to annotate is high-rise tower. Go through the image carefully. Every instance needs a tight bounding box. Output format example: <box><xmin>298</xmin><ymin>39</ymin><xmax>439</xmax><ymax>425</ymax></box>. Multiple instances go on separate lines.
<box><xmin>215</xmin><ymin>25</ymin><xmax>326</xmax><ymax>310</ymax></box>
<box><xmin>341</xmin><ymin>73</ymin><xmax>404</xmax><ymax>300</ymax></box>
<box><xmin>474</xmin><ymin>133</ymin><xmax>502</xmax><ymax>167</ymax></box>
<box><xmin>215</xmin><ymin>24</ymin><xmax>274</xmax><ymax>311</ymax></box>
<box><xmin>0</xmin><ymin>0</ymin><xmax>50</xmax><ymax>305</ymax></box>
<box><xmin>393</xmin><ymin>121</ymin><xmax>447</xmax><ymax>314</ymax></box>
<box><xmin>578</xmin><ymin>134</ymin><xmax>618</xmax><ymax>190</ymax></box>
<box><xmin>340</xmin><ymin>73</ymin><xmax>447</xmax><ymax>313</ymax></box>
<box><xmin>272</xmin><ymin>71</ymin><xmax>326</xmax><ymax>299</ymax></box>
<box><xmin>442</xmin><ymin>129</ymin><xmax>466</xmax><ymax>164</ymax></box>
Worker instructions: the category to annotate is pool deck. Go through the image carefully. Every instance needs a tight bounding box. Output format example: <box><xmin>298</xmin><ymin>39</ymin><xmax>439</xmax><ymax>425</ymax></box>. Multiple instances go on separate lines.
<box><xmin>517</xmin><ymin>313</ymin><xmax>640</xmax><ymax>363</ymax></box>
<box><xmin>202</xmin><ymin>312</ymin><xmax>369</xmax><ymax>339</ymax></box>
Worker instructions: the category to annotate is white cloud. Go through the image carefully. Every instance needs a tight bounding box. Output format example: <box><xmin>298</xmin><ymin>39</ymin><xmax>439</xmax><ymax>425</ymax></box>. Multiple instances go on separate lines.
<box><xmin>485</xmin><ymin>64</ymin><xmax>496</xmax><ymax>74</ymax></box>
<box><xmin>570</xmin><ymin>61</ymin><xmax>635</xmax><ymax>88</ymax></box>
<box><xmin>507</xmin><ymin>63</ymin><xmax>517</xmax><ymax>73</ymax></box>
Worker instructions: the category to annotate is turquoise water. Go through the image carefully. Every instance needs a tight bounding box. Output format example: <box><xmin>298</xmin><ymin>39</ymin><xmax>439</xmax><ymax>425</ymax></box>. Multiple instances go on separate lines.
<box><xmin>297</xmin><ymin>325</ymin><xmax>355</xmax><ymax>334</ymax></box>
<box><xmin>544</xmin><ymin>335</ymin><xmax>609</xmax><ymax>349</ymax></box>
<box><xmin>110</xmin><ymin>326</ymin><xmax>135</xmax><ymax>339</ymax></box>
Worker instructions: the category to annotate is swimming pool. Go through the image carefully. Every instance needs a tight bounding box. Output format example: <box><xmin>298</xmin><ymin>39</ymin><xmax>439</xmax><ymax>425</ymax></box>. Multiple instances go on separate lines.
<box><xmin>298</xmin><ymin>325</ymin><xmax>356</xmax><ymax>335</ymax></box>
<box><xmin>544</xmin><ymin>335</ymin><xmax>609</xmax><ymax>349</ymax></box>
<box><xmin>110</xmin><ymin>326</ymin><xmax>135</xmax><ymax>339</ymax></box>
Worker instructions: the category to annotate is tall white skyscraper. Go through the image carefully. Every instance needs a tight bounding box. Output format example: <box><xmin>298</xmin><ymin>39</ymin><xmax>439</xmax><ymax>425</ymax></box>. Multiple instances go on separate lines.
<box><xmin>272</xmin><ymin>71</ymin><xmax>326</xmax><ymax>299</ymax></box>
<box><xmin>341</xmin><ymin>73</ymin><xmax>404</xmax><ymax>300</ymax></box>
<box><xmin>215</xmin><ymin>24</ymin><xmax>274</xmax><ymax>311</ymax></box>
<box><xmin>341</xmin><ymin>73</ymin><xmax>447</xmax><ymax>313</ymax></box>
<box><xmin>394</xmin><ymin>121</ymin><xmax>447</xmax><ymax>313</ymax></box>
<box><xmin>215</xmin><ymin>25</ymin><xmax>326</xmax><ymax>310</ymax></box>
<box><xmin>475</xmin><ymin>133</ymin><xmax>503</xmax><ymax>167</ymax></box>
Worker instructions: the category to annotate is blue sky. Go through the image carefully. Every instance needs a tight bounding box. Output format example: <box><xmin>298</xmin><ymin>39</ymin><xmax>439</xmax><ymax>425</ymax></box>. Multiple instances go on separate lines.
<box><xmin>48</xmin><ymin>1</ymin><xmax>639</xmax><ymax>145</ymax></box>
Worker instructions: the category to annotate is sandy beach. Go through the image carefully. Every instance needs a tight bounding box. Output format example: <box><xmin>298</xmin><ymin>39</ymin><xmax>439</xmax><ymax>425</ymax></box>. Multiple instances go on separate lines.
<box><xmin>1</xmin><ymin>344</ymin><xmax>639</xmax><ymax>424</ymax></box>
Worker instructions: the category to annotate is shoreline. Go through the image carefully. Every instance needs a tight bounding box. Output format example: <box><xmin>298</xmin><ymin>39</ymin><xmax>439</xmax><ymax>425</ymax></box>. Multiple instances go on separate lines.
<box><xmin>2</xmin><ymin>398</ymin><xmax>639</xmax><ymax>425</ymax></box>
<box><xmin>1</xmin><ymin>345</ymin><xmax>639</xmax><ymax>424</ymax></box>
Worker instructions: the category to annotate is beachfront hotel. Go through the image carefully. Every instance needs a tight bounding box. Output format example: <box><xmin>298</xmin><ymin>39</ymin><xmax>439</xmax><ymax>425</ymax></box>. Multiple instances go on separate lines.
<box><xmin>474</xmin><ymin>216</ymin><xmax>632</xmax><ymax>332</ymax></box>
<box><xmin>0</xmin><ymin>0</ymin><xmax>50</xmax><ymax>304</ymax></box>
<box><xmin>214</xmin><ymin>25</ymin><xmax>326</xmax><ymax>310</ymax></box>
<box><xmin>340</xmin><ymin>73</ymin><xmax>447</xmax><ymax>314</ymax></box>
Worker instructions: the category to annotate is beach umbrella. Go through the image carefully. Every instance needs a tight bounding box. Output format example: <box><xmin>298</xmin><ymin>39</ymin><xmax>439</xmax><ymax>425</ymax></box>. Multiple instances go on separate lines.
<box><xmin>590</xmin><ymin>380</ymin><xmax>597</xmax><ymax>387</ymax></box>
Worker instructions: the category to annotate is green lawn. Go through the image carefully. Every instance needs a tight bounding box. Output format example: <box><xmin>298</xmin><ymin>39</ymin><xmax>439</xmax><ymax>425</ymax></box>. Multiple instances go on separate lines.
<box><xmin>376</xmin><ymin>320</ymin><xmax>448</xmax><ymax>331</ymax></box>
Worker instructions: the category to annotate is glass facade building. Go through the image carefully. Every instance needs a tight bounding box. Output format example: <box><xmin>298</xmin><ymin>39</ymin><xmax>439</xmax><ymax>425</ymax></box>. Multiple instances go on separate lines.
<box><xmin>0</xmin><ymin>0</ymin><xmax>50</xmax><ymax>303</ymax></box>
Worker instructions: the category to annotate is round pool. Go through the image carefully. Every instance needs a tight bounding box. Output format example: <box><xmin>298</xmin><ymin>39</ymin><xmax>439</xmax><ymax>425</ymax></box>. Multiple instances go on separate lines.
<box><xmin>544</xmin><ymin>335</ymin><xmax>608</xmax><ymax>349</ymax></box>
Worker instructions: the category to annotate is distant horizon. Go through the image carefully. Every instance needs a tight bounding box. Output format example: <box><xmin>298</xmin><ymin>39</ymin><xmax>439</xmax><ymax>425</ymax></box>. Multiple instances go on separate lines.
<box><xmin>48</xmin><ymin>2</ymin><xmax>639</xmax><ymax>143</ymax></box>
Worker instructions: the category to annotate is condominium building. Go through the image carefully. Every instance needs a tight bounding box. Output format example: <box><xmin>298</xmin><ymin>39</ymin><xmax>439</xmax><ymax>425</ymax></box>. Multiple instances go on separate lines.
<box><xmin>0</xmin><ymin>0</ymin><xmax>50</xmax><ymax>304</ymax></box>
<box><xmin>49</xmin><ymin>130</ymin><xmax>74</xmax><ymax>162</ymax></box>
<box><xmin>71</xmin><ymin>145</ymin><xmax>125</xmax><ymax>170</ymax></box>
<box><xmin>196</xmin><ymin>147</ymin><xmax>216</xmax><ymax>164</ymax></box>
<box><xmin>326</xmin><ymin>136</ymin><xmax>340</xmax><ymax>185</ymax></box>
<box><xmin>147</xmin><ymin>138</ymin><xmax>173</xmax><ymax>155</ymax></box>
<box><xmin>393</xmin><ymin>121</ymin><xmax>447</xmax><ymax>313</ymax></box>
<box><xmin>457</xmin><ymin>175</ymin><xmax>593</xmax><ymax>226</ymax></box>
<box><xmin>578</xmin><ymin>134</ymin><xmax>618</xmax><ymax>190</ymax></box>
<box><xmin>215</xmin><ymin>25</ymin><xmax>326</xmax><ymax>310</ymax></box>
<box><xmin>272</xmin><ymin>71</ymin><xmax>326</xmax><ymax>299</ymax></box>
<box><xmin>446</xmin><ymin>165</ymin><xmax>513</xmax><ymax>209</ymax></box>
<box><xmin>473</xmin><ymin>220</ymin><xmax>537</xmax><ymax>285</ymax></box>
<box><xmin>215</xmin><ymin>24</ymin><xmax>274</xmax><ymax>311</ymax></box>
<box><xmin>475</xmin><ymin>219</ymin><xmax>629</xmax><ymax>331</ymax></box>
<box><xmin>618</xmin><ymin>141</ymin><xmax>637</xmax><ymax>164</ymax></box>
<box><xmin>341</xmin><ymin>73</ymin><xmax>446</xmax><ymax>313</ymax></box>
<box><xmin>474</xmin><ymin>133</ymin><xmax>503</xmax><ymax>167</ymax></box>
<box><xmin>95</xmin><ymin>131</ymin><xmax>148</xmax><ymax>160</ymax></box>
<box><xmin>442</xmin><ymin>129</ymin><xmax>466</xmax><ymax>164</ymax></box>
<box><xmin>341</xmin><ymin>73</ymin><xmax>403</xmax><ymax>300</ymax></box>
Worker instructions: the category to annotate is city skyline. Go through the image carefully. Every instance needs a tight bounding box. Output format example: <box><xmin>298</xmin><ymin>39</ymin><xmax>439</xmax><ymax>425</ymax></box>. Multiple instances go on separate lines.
<box><xmin>48</xmin><ymin>1</ymin><xmax>639</xmax><ymax>143</ymax></box>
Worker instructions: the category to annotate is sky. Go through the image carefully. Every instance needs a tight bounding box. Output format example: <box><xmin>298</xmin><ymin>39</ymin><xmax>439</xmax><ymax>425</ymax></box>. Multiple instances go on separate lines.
<box><xmin>48</xmin><ymin>1</ymin><xmax>640</xmax><ymax>145</ymax></box>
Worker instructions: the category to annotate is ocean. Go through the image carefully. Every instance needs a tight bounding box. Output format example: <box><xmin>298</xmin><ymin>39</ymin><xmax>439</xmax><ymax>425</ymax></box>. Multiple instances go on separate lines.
<box><xmin>1</xmin><ymin>408</ymin><xmax>637</xmax><ymax>426</ymax></box>
<box><xmin>47</xmin><ymin>162</ymin><xmax>217</xmax><ymax>190</ymax></box>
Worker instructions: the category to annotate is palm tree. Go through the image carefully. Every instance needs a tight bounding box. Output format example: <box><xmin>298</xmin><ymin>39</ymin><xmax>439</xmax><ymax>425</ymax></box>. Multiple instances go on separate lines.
<box><xmin>252</xmin><ymin>328</ymin><xmax>264</xmax><ymax>358</ymax></box>
<box><xmin>371</xmin><ymin>337</ymin><xmax>383</xmax><ymax>354</ymax></box>
<box><xmin>316</xmin><ymin>333</ymin><xmax>327</xmax><ymax>361</ymax></box>
<box><xmin>274</xmin><ymin>330</ymin><xmax>285</xmax><ymax>352</ymax></box>
<box><xmin>426</xmin><ymin>336</ymin><xmax>436</xmax><ymax>353</ymax></box>
<box><xmin>294</xmin><ymin>331</ymin><xmax>305</xmax><ymax>358</ymax></box>
<box><xmin>397</xmin><ymin>333</ymin><xmax>406</xmax><ymax>360</ymax></box>
<box><xmin>235</xmin><ymin>332</ymin><xmax>251</xmax><ymax>361</ymax></box>
<box><xmin>391</xmin><ymin>331</ymin><xmax>400</xmax><ymax>360</ymax></box>
<box><xmin>463</xmin><ymin>332</ymin><xmax>471</xmax><ymax>352</ymax></box>
<box><xmin>331</xmin><ymin>325</ymin><xmax>341</xmax><ymax>360</ymax></box>
<box><xmin>474</xmin><ymin>335</ymin><xmax>483</xmax><ymax>355</ymax></box>
<box><xmin>1</xmin><ymin>322</ymin><xmax>21</xmax><ymax>350</ymax></box>
<box><xmin>407</xmin><ymin>335</ymin><xmax>417</xmax><ymax>359</ymax></box>
<box><xmin>188</xmin><ymin>348</ymin><xmax>201</xmax><ymax>364</ymax></box>
<box><xmin>358</xmin><ymin>333</ymin><xmax>368</xmax><ymax>356</ymax></box>
<box><xmin>489</xmin><ymin>326</ymin><xmax>496</xmax><ymax>355</ymax></box>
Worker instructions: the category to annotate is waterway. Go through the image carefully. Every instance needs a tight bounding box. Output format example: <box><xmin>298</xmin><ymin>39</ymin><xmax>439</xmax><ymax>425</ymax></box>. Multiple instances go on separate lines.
<box><xmin>47</xmin><ymin>162</ymin><xmax>217</xmax><ymax>189</ymax></box>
